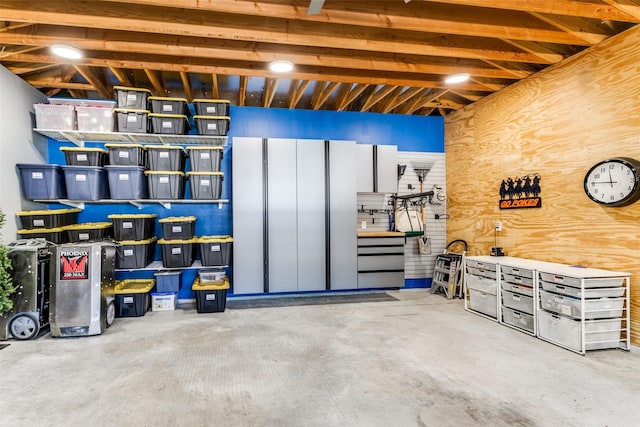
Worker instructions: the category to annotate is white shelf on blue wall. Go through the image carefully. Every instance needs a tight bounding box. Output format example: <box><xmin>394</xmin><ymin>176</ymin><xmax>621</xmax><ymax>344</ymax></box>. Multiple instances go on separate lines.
<box><xmin>35</xmin><ymin>129</ymin><xmax>228</xmax><ymax>146</ymax></box>
<box><xmin>115</xmin><ymin>260</ymin><xmax>229</xmax><ymax>272</ymax></box>
<box><xmin>35</xmin><ymin>199</ymin><xmax>229</xmax><ymax>209</ymax></box>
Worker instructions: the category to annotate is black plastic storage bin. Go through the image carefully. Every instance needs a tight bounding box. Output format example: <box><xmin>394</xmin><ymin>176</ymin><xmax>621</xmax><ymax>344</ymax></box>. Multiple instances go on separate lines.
<box><xmin>16</xmin><ymin>227</ymin><xmax>67</xmax><ymax>244</ymax></box>
<box><xmin>114</xmin><ymin>86</ymin><xmax>151</xmax><ymax>109</ymax></box>
<box><xmin>193</xmin><ymin>99</ymin><xmax>230</xmax><ymax>116</ymax></box>
<box><xmin>159</xmin><ymin>216</ymin><xmax>196</xmax><ymax>240</ymax></box>
<box><xmin>192</xmin><ymin>276</ymin><xmax>229</xmax><ymax>313</ymax></box>
<box><xmin>149</xmin><ymin>113</ymin><xmax>189</xmax><ymax>135</ymax></box>
<box><xmin>145</xmin><ymin>171</ymin><xmax>185</xmax><ymax>199</ymax></box>
<box><xmin>108</xmin><ymin>213</ymin><xmax>157</xmax><ymax>240</ymax></box>
<box><xmin>116</xmin><ymin>238</ymin><xmax>157</xmax><ymax>269</ymax></box>
<box><xmin>198</xmin><ymin>235</ymin><xmax>233</xmax><ymax>266</ymax></box>
<box><xmin>114</xmin><ymin>279</ymin><xmax>154</xmax><ymax>317</ymax></box>
<box><xmin>158</xmin><ymin>238</ymin><xmax>196</xmax><ymax>268</ymax></box>
<box><xmin>187</xmin><ymin>171</ymin><xmax>223</xmax><ymax>200</ymax></box>
<box><xmin>186</xmin><ymin>146</ymin><xmax>223</xmax><ymax>172</ymax></box>
<box><xmin>154</xmin><ymin>270</ymin><xmax>182</xmax><ymax>293</ymax></box>
<box><xmin>146</xmin><ymin>145</ymin><xmax>187</xmax><ymax>171</ymax></box>
<box><xmin>105</xmin><ymin>165</ymin><xmax>148</xmax><ymax>199</ymax></box>
<box><xmin>194</xmin><ymin>116</ymin><xmax>230</xmax><ymax>136</ymax></box>
<box><xmin>16</xmin><ymin>164</ymin><xmax>66</xmax><ymax>200</ymax></box>
<box><xmin>60</xmin><ymin>147</ymin><xmax>109</xmax><ymax>166</ymax></box>
<box><xmin>62</xmin><ymin>166</ymin><xmax>110</xmax><ymax>200</ymax></box>
<box><xmin>16</xmin><ymin>208</ymin><xmax>80</xmax><ymax>230</ymax></box>
<box><xmin>149</xmin><ymin>97</ymin><xmax>189</xmax><ymax>115</ymax></box>
<box><xmin>105</xmin><ymin>144</ymin><xmax>147</xmax><ymax>167</ymax></box>
<box><xmin>65</xmin><ymin>222</ymin><xmax>112</xmax><ymax>242</ymax></box>
<box><xmin>115</xmin><ymin>108</ymin><xmax>149</xmax><ymax>133</ymax></box>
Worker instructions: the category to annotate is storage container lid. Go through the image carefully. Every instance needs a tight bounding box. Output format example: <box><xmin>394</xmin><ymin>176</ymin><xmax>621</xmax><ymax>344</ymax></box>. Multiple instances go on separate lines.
<box><xmin>34</xmin><ymin>103</ymin><xmax>74</xmax><ymax>110</ymax></box>
<box><xmin>49</xmin><ymin>98</ymin><xmax>116</xmax><ymax>108</ymax></box>
<box><xmin>198</xmin><ymin>235</ymin><xmax>234</xmax><ymax>243</ymax></box>
<box><xmin>186</xmin><ymin>171</ymin><xmax>223</xmax><ymax>176</ymax></box>
<box><xmin>114</xmin><ymin>86</ymin><xmax>152</xmax><ymax>94</ymax></box>
<box><xmin>17</xmin><ymin>227</ymin><xmax>65</xmax><ymax>234</ymax></box>
<box><xmin>185</xmin><ymin>146</ymin><xmax>223</xmax><ymax>151</ymax></box>
<box><xmin>192</xmin><ymin>276</ymin><xmax>229</xmax><ymax>291</ymax></box>
<box><xmin>144</xmin><ymin>145</ymin><xmax>187</xmax><ymax>152</ymax></box>
<box><xmin>16</xmin><ymin>208</ymin><xmax>81</xmax><ymax>216</ymax></box>
<box><xmin>117</xmin><ymin>237</ymin><xmax>158</xmax><ymax>245</ymax></box>
<box><xmin>148</xmin><ymin>96</ymin><xmax>187</xmax><ymax>102</ymax></box>
<box><xmin>148</xmin><ymin>113</ymin><xmax>188</xmax><ymax>119</ymax></box>
<box><xmin>192</xmin><ymin>99</ymin><xmax>230</xmax><ymax>104</ymax></box>
<box><xmin>59</xmin><ymin>147</ymin><xmax>108</xmax><ymax>153</ymax></box>
<box><xmin>115</xmin><ymin>279</ymin><xmax>155</xmax><ymax>294</ymax></box>
<box><xmin>104</xmin><ymin>143</ymin><xmax>146</xmax><ymax>149</ymax></box>
<box><xmin>193</xmin><ymin>115</ymin><xmax>230</xmax><ymax>121</ymax></box>
<box><xmin>16</xmin><ymin>163</ymin><xmax>62</xmax><ymax>170</ymax></box>
<box><xmin>158</xmin><ymin>238</ymin><xmax>198</xmax><ymax>244</ymax></box>
<box><xmin>144</xmin><ymin>170</ymin><xmax>185</xmax><ymax>176</ymax></box>
<box><xmin>65</xmin><ymin>222</ymin><xmax>112</xmax><ymax>230</ymax></box>
<box><xmin>108</xmin><ymin>213</ymin><xmax>158</xmax><ymax>219</ymax></box>
<box><xmin>113</xmin><ymin>108</ymin><xmax>150</xmax><ymax>114</ymax></box>
<box><xmin>159</xmin><ymin>216</ymin><xmax>196</xmax><ymax>223</ymax></box>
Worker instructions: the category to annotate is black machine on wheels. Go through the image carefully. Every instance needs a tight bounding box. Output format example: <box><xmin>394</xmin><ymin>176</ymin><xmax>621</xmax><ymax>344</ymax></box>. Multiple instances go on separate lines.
<box><xmin>0</xmin><ymin>239</ymin><xmax>56</xmax><ymax>341</ymax></box>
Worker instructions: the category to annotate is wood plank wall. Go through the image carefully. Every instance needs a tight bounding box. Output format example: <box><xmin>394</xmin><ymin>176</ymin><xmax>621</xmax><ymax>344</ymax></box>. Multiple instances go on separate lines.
<box><xmin>444</xmin><ymin>25</ymin><xmax>640</xmax><ymax>346</ymax></box>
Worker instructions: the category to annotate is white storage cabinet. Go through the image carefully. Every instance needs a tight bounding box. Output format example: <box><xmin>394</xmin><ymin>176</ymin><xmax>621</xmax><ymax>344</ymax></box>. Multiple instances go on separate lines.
<box><xmin>464</xmin><ymin>256</ymin><xmax>499</xmax><ymax>320</ymax></box>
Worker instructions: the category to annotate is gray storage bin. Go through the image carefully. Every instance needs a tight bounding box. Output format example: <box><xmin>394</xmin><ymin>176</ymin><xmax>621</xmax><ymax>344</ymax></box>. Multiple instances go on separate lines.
<box><xmin>539</xmin><ymin>280</ymin><xmax>625</xmax><ymax>299</ymax></box>
<box><xmin>468</xmin><ymin>288</ymin><xmax>497</xmax><ymax>318</ymax></box>
<box><xmin>501</xmin><ymin>307</ymin><xmax>534</xmax><ymax>332</ymax></box>
<box><xmin>501</xmin><ymin>289</ymin><xmax>534</xmax><ymax>315</ymax></box>
<box><xmin>114</xmin><ymin>86</ymin><xmax>151</xmax><ymax>109</ymax></box>
<box><xmin>186</xmin><ymin>146</ymin><xmax>223</xmax><ymax>172</ymax></box>
<box><xmin>115</xmin><ymin>108</ymin><xmax>149</xmax><ymax>133</ymax></box>
<box><xmin>146</xmin><ymin>171</ymin><xmax>185</xmax><ymax>199</ymax></box>
<box><xmin>105</xmin><ymin>165</ymin><xmax>148</xmax><ymax>200</ymax></box>
<box><xmin>539</xmin><ymin>290</ymin><xmax>624</xmax><ymax>320</ymax></box>
<box><xmin>16</xmin><ymin>164</ymin><xmax>67</xmax><ymax>200</ymax></box>
<box><xmin>537</xmin><ymin>310</ymin><xmax>622</xmax><ymax>352</ymax></box>
<box><xmin>187</xmin><ymin>171</ymin><xmax>223</xmax><ymax>200</ymax></box>
<box><xmin>500</xmin><ymin>280</ymin><xmax>534</xmax><ymax>297</ymax></box>
<box><xmin>146</xmin><ymin>145</ymin><xmax>187</xmax><ymax>171</ymax></box>
<box><xmin>105</xmin><ymin>144</ymin><xmax>147</xmax><ymax>167</ymax></box>
<box><xmin>62</xmin><ymin>166</ymin><xmax>110</xmax><ymax>200</ymax></box>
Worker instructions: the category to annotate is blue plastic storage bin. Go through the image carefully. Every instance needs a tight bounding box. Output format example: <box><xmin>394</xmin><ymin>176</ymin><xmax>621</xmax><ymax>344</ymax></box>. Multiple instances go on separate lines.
<box><xmin>16</xmin><ymin>164</ymin><xmax>66</xmax><ymax>200</ymax></box>
<box><xmin>62</xmin><ymin>165</ymin><xmax>110</xmax><ymax>200</ymax></box>
<box><xmin>154</xmin><ymin>270</ymin><xmax>183</xmax><ymax>293</ymax></box>
<box><xmin>105</xmin><ymin>165</ymin><xmax>148</xmax><ymax>199</ymax></box>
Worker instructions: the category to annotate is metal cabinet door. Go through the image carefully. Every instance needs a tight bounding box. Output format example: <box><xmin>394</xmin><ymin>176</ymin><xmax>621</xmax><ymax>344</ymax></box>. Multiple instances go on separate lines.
<box><xmin>267</xmin><ymin>138</ymin><xmax>298</xmax><ymax>293</ymax></box>
<box><xmin>297</xmin><ymin>139</ymin><xmax>326</xmax><ymax>291</ymax></box>
<box><xmin>232</xmin><ymin>137</ymin><xmax>265</xmax><ymax>294</ymax></box>
<box><xmin>376</xmin><ymin>145</ymin><xmax>398</xmax><ymax>193</ymax></box>
<box><xmin>356</xmin><ymin>144</ymin><xmax>374</xmax><ymax>192</ymax></box>
<box><xmin>329</xmin><ymin>140</ymin><xmax>358</xmax><ymax>290</ymax></box>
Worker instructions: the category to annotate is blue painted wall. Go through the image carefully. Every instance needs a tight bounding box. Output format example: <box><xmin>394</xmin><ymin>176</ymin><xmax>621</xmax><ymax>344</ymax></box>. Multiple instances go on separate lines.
<box><xmin>47</xmin><ymin>106</ymin><xmax>443</xmax><ymax>298</ymax></box>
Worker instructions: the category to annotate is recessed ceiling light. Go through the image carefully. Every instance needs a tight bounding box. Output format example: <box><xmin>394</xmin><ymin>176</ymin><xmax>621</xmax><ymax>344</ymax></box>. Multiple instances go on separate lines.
<box><xmin>444</xmin><ymin>73</ymin><xmax>470</xmax><ymax>84</ymax></box>
<box><xmin>51</xmin><ymin>44</ymin><xmax>83</xmax><ymax>60</ymax></box>
<box><xmin>269</xmin><ymin>60</ymin><xmax>294</xmax><ymax>73</ymax></box>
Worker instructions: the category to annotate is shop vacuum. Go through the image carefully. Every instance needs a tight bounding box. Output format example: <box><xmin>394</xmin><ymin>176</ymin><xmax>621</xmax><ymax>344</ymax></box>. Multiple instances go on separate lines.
<box><xmin>0</xmin><ymin>239</ymin><xmax>55</xmax><ymax>341</ymax></box>
<box><xmin>49</xmin><ymin>241</ymin><xmax>117</xmax><ymax>337</ymax></box>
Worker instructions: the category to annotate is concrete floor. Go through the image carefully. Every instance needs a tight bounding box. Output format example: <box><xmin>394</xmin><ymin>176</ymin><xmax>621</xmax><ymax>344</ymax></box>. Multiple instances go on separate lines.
<box><xmin>1</xmin><ymin>290</ymin><xmax>639</xmax><ymax>427</ymax></box>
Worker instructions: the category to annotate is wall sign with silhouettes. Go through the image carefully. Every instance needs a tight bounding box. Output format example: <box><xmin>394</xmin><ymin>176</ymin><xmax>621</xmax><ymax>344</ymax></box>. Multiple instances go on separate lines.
<box><xmin>499</xmin><ymin>174</ymin><xmax>541</xmax><ymax>209</ymax></box>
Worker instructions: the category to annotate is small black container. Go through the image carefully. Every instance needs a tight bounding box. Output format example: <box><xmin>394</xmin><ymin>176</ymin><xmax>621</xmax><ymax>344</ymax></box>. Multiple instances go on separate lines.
<box><xmin>146</xmin><ymin>145</ymin><xmax>187</xmax><ymax>171</ymax></box>
<box><xmin>115</xmin><ymin>108</ymin><xmax>149</xmax><ymax>133</ymax></box>
<box><xmin>149</xmin><ymin>96</ymin><xmax>189</xmax><ymax>116</ymax></box>
<box><xmin>114</xmin><ymin>279</ymin><xmax>154</xmax><ymax>317</ymax></box>
<box><xmin>109</xmin><ymin>213</ymin><xmax>157</xmax><ymax>241</ymax></box>
<box><xmin>159</xmin><ymin>216</ymin><xmax>196</xmax><ymax>240</ymax></box>
<box><xmin>16</xmin><ymin>208</ymin><xmax>80</xmax><ymax>230</ymax></box>
<box><xmin>193</xmin><ymin>99</ymin><xmax>230</xmax><ymax>116</ymax></box>
<box><xmin>194</xmin><ymin>115</ymin><xmax>230</xmax><ymax>136</ymax></box>
<box><xmin>65</xmin><ymin>222</ymin><xmax>112</xmax><ymax>242</ymax></box>
<box><xmin>158</xmin><ymin>238</ymin><xmax>196</xmax><ymax>268</ymax></box>
<box><xmin>116</xmin><ymin>238</ymin><xmax>157</xmax><ymax>269</ymax></box>
<box><xmin>192</xmin><ymin>276</ymin><xmax>229</xmax><ymax>313</ymax></box>
<box><xmin>105</xmin><ymin>144</ymin><xmax>147</xmax><ymax>167</ymax></box>
<box><xmin>60</xmin><ymin>147</ymin><xmax>109</xmax><ymax>166</ymax></box>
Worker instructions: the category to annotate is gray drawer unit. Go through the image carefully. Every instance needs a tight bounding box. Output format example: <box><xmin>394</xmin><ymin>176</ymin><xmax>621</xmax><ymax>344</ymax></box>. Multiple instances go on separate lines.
<box><xmin>502</xmin><ymin>307</ymin><xmax>534</xmax><ymax>333</ymax></box>
<box><xmin>468</xmin><ymin>288</ymin><xmax>497</xmax><ymax>318</ymax></box>
<box><xmin>539</xmin><ymin>290</ymin><xmax>624</xmax><ymax>320</ymax></box>
<box><xmin>464</xmin><ymin>256</ymin><xmax>499</xmax><ymax>320</ymax></box>
<box><xmin>356</xmin><ymin>234</ymin><xmax>405</xmax><ymax>289</ymax></box>
<box><xmin>501</xmin><ymin>290</ymin><xmax>534</xmax><ymax>315</ymax></box>
<box><xmin>466</xmin><ymin>259</ymin><xmax>497</xmax><ymax>279</ymax></box>
<box><xmin>497</xmin><ymin>259</ymin><xmax>540</xmax><ymax>336</ymax></box>
<box><xmin>537</xmin><ymin>310</ymin><xmax>623</xmax><ymax>352</ymax></box>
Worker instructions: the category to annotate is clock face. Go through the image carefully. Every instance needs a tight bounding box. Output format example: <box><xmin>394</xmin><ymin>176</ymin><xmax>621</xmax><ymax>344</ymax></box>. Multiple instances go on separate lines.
<box><xmin>583</xmin><ymin>157</ymin><xmax>640</xmax><ymax>207</ymax></box>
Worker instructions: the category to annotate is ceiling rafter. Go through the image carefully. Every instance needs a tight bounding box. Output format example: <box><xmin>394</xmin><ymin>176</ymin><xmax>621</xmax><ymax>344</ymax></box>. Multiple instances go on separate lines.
<box><xmin>180</xmin><ymin>71</ymin><xmax>192</xmax><ymax>102</ymax></box>
<box><xmin>336</xmin><ymin>83</ymin><xmax>369</xmax><ymax>112</ymax></box>
<box><xmin>0</xmin><ymin>45</ymin><xmax>41</xmax><ymax>60</ymax></box>
<box><xmin>601</xmin><ymin>0</ymin><xmax>640</xmax><ymax>21</ymax></box>
<box><xmin>528</xmin><ymin>12</ymin><xmax>610</xmax><ymax>45</ymax></box>
<box><xmin>73</xmin><ymin>65</ymin><xmax>112</xmax><ymax>99</ymax></box>
<box><xmin>144</xmin><ymin>69</ymin><xmax>164</xmax><ymax>95</ymax></box>
<box><xmin>288</xmin><ymin>80</ymin><xmax>311</xmax><ymax>109</ymax></box>
<box><xmin>311</xmin><ymin>81</ymin><xmax>340</xmax><ymax>110</ymax></box>
<box><xmin>263</xmin><ymin>78</ymin><xmax>279</xmax><ymax>108</ymax></box>
<box><xmin>211</xmin><ymin>74</ymin><xmax>219</xmax><ymax>99</ymax></box>
<box><xmin>361</xmin><ymin>85</ymin><xmax>398</xmax><ymax>112</ymax></box>
<box><xmin>109</xmin><ymin>67</ymin><xmax>133</xmax><ymax>86</ymax></box>
<box><xmin>238</xmin><ymin>75</ymin><xmax>248</xmax><ymax>106</ymax></box>
<box><xmin>381</xmin><ymin>87</ymin><xmax>428</xmax><ymax>113</ymax></box>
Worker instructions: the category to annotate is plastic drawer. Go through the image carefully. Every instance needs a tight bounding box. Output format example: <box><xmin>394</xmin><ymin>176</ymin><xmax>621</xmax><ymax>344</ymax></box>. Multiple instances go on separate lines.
<box><xmin>500</xmin><ymin>265</ymin><xmax>534</xmax><ymax>279</ymax></box>
<box><xmin>466</xmin><ymin>259</ymin><xmax>497</xmax><ymax>272</ymax></box>
<box><xmin>501</xmin><ymin>272</ymin><xmax>533</xmax><ymax>287</ymax></box>
<box><xmin>468</xmin><ymin>288</ymin><xmax>497</xmax><ymax>318</ymax></box>
<box><xmin>501</xmin><ymin>289</ymin><xmax>534</xmax><ymax>315</ymax></box>
<box><xmin>502</xmin><ymin>307</ymin><xmax>534</xmax><ymax>333</ymax></box>
<box><xmin>537</xmin><ymin>310</ymin><xmax>622</xmax><ymax>352</ymax></box>
<box><xmin>539</xmin><ymin>280</ymin><xmax>625</xmax><ymax>299</ymax></box>
<box><xmin>539</xmin><ymin>290</ymin><xmax>624</xmax><ymax>320</ymax></box>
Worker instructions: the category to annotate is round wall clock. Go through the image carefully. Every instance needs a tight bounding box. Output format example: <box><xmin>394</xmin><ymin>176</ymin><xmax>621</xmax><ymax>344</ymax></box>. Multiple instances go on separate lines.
<box><xmin>583</xmin><ymin>157</ymin><xmax>640</xmax><ymax>207</ymax></box>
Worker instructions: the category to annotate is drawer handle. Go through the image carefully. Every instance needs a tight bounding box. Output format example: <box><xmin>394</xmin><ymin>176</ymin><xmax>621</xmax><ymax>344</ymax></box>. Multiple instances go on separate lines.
<box><xmin>512</xmin><ymin>294</ymin><xmax>521</xmax><ymax>301</ymax></box>
<box><xmin>512</xmin><ymin>311</ymin><xmax>521</xmax><ymax>319</ymax></box>
<box><xmin>555</xmin><ymin>285</ymin><xmax>565</xmax><ymax>291</ymax></box>
<box><xmin>554</xmin><ymin>275</ymin><xmax>564</xmax><ymax>283</ymax></box>
<box><xmin>511</xmin><ymin>268</ymin><xmax>520</xmax><ymax>273</ymax></box>
<box><xmin>553</xmin><ymin>295</ymin><xmax>564</xmax><ymax>302</ymax></box>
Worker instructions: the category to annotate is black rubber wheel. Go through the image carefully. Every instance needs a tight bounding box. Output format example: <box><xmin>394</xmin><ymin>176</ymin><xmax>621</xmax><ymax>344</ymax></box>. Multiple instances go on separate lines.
<box><xmin>9</xmin><ymin>314</ymin><xmax>40</xmax><ymax>340</ymax></box>
<box><xmin>105</xmin><ymin>301</ymin><xmax>116</xmax><ymax>328</ymax></box>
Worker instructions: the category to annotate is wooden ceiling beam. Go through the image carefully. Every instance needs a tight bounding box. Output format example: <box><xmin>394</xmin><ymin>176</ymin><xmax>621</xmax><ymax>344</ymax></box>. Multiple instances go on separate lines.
<box><xmin>7</xmin><ymin>52</ymin><xmax>497</xmax><ymax>92</ymax></box>
<box><xmin>360</xmin><ymin>85</ymin><xmax>398</xmax><ymax>112</ymax></box>
<box><xmin>601</xmin><ymin>0</ymin><xmax>640</xmax><ymax>21</ymax></box>
<box><xmin>311</xmin><ymin>81</ymin><xmax>340</xmax><ymax>110</ymax></box>
<box><xmin>144</xmin><ymin>69</ymin><xmax>164</xmax><ymax>95</ymax></box>
<box><xmin>427</xmin><ymin>0</ymin><xmax>639</xmax><ymax>22</ymax></box>
<box><xmin>0</xmin><ymin>2</ymin><xmax>568</xmax><ymax>63</ymax></box>
<box><xmin>73</xmin><ymin>65</ymin><xmax>112</xmax><ymax>98</ymax></box>
<box><xmin>180</xmin><ymin>71</ymin><xmax>193</xmax><ymax>102</ymax></box>
<box><xmin>263</xmin><ymin>78</ymin><xmax>278</xmax><ymax>108</ymax></box>
<box><xmin>92</xmin><ymin>0</ymin><xmax>597</xmax><ymax>45</ymax></box>
<box><xmin>109</xmin><ymin>67</ymin><xmax>133</xmax><ymax>86</ymax></box>
<box><xmin>374</xmin><ymin>86</ymin><xmax>406</xmax><ymax>113</ymax></box>
<box><xmin>288</xmin><ymin>80</ymin><xmax>311</xmax><ymax>109</ymax></box>
<box><xmin>0</xmin><ymin>45</ymin><xmax>41</xmax><ymax>59</ymax></box>
<box><xmin>9</xmin><ymin>62</ymin><xmax>59</xmax><ymax>75</ymax></box>
<box><xmin>407</xmin><ymin>89</ymin><xmax>451</xmax><ymax>114</ymax></box>
<box><xmin>336</xmin><ymin>83</ymin><xmax>369</xmax><ymax>112</ymax></box>
<box><xmin>0</xmin><ymin>22</ymin><xmax>32</xmax><ymax>33</ymax></box>
<box><xmin>528</xmin><ymin>13</ymin><xmax>609</xmax><ymax>45</ymax></box>
<box><xmin>27</xmin><ymin>80</ymin><xmax>94</xmax><ymax>90</ymax></box>
<box><xmin>382</xmin><ymin>87</ymin><xmax>428</xmax><ymax>114</ymax></box>
<box><xmin>211</xmin><ymin>74</ymin><xmax>219</xmax><ymax>99</ymax></box>
<box><xmin>238</xmin><ymin>75</ymin><xmax>248</xmax><ymax>107</ymax></box>
<box><xmin>0</xmin><ymin>24</ymin><xmax>557</xmax><ymax>73</ymax></box>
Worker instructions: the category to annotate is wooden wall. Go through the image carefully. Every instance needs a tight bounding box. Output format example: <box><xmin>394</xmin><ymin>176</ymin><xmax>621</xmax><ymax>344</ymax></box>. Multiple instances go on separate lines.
<box><xmin>444</xmin><ymin>25</ymin><xmax>640</xmax><ymax>346</ymax></box>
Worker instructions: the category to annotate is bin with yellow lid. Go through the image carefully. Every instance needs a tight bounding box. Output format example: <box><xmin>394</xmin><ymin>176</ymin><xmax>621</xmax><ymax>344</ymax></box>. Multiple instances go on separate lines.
<box><xmin>16</xmin><ymin>208</ymin><xmax>80</xmax><ymax>230</ymax></box>
<box><xmin>65</xmin><ymin>222</ymin><xmax>112</xmax><ymax>242</ymax></box>
<box><xmin>108</xmin><ymin>213</ymin><xmax>157</xmax><ymax>240</ymax></box>
<box><xmin>192</xmin><ymin>276</ymin><xmax>229</xmax><ymax>313</ymax></box>
<box><xmin>159</xmin><ymin>216</ymin><xmax>196</xmax><ymax>240</ymax></box>
<box><xmin>116</xmin><ymin>237</ymin><xmax>157</xmax><ymax>269</ymax></box>
<box><xmin>114</xmin><ymin>279</ymin><xmax>154</xmax><ymax>317</ymax></box>
<box><xmin>158</xmin><ymin>238</ymin><xmax>197</xmax><ymax>268</ymax></box>
<box><xmin>198</xmin><ymin>235</ymin><xmax>233</xmax><ymax>266</ymax></box>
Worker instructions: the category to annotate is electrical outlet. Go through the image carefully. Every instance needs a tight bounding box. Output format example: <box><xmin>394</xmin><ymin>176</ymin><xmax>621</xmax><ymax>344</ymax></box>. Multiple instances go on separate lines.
<box><xmin>495</xmin><ymin>221</ymin><xmax>502</xmax><ymax>232</ymax></box>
